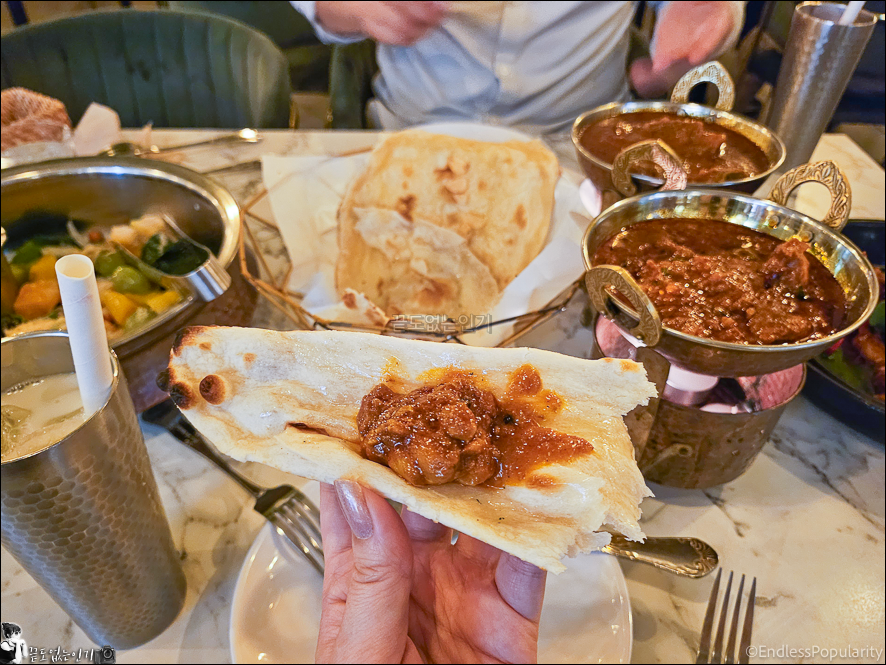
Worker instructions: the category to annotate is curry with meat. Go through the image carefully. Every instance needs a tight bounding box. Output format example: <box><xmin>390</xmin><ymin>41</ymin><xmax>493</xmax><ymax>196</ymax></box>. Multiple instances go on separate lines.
<box><xmin>593</xmin><ymin>219</ymin><xmax>848</xmax><ymax>345</ymax></box>
<box><xmin>580</xmin><ymin>112</ymin><xmax>770</xmax><ymax>183</ymax></box>
<box><xmin>357</xmin><ymin>365</ymin><xmax>592</xmax><ymax>487</ymax></box>
<box><xmin>818</xmin><ymin>264</ymin><xmax>884</xmax><ymax>401</ymax></box>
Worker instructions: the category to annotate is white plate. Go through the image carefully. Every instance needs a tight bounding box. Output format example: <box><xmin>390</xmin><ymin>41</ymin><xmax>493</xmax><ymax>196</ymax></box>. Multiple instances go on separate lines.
<box><xmin>229</xmin><ymin>483</ymin><xmax>632</xmax><ymax>664</ymax></box>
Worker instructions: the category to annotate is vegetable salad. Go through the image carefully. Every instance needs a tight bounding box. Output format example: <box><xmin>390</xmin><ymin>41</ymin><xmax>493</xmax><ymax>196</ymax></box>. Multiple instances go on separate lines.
<box><xmin>1</xmin><ymin>214</ymin><xmax>203</xmax><ymax>340</ymax></box>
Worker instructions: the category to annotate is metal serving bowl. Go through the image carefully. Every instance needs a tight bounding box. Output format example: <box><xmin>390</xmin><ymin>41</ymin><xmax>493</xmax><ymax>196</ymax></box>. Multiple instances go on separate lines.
<box><xmin>572</xmin><ymin>61</ymin><xmax>786</xmax><ymax>203</ymax></box>
<box><xmin>1</xmin><ymin>156</ymin><xmax>257</xmax><ymax>410</ymax></box>
<box><xmin>582</xmin><ymin>161</ymin><xmax>879</xmax><ymax>377</ymax></box>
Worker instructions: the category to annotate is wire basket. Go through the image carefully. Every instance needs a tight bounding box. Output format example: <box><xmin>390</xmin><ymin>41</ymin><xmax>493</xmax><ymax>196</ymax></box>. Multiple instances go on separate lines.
<box><xmin>238</xmin><ymin>183</ymin><xmax>581</xmax><ymax>347</ymax></box>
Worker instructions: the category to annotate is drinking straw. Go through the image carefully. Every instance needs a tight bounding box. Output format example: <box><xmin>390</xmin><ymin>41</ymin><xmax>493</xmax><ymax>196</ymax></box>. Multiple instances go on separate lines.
<box><xmin>838</xmin><ymin>1</ymin><xmax>865</xmax><ymax>25</ymax></box>
<box><xmin>55</xmin><ymin>255</ymin><xmax>114</xmax><ymax>417</ymax></box>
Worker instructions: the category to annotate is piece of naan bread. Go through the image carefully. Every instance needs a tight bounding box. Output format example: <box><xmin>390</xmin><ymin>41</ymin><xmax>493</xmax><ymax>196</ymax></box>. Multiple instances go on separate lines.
<box><xmin>336</xmin><ymin>130</ymin><xmax>560</xmax><ymax>317</ymax></box>
<box><xmin>348</xmin><ymin>206</ymin><xmax>501</xmax><ymax>318</ymax></box>
<box><xmin>167</xmin><ymin>327</ymin><xmax>655</xmax><ymax>573</ymax></box>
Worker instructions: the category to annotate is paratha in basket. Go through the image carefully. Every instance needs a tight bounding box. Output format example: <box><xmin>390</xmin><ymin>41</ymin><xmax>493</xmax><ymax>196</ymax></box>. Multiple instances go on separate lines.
<box><xmin>336</xmin><ymin>130</ymin><xmax>560</xmax><ymax>318</ymax></box>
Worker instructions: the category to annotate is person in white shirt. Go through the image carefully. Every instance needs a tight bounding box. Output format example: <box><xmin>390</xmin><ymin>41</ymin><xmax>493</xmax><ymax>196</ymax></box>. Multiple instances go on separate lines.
<box><xmin>292</xmin><ymin>1</ymin><xmax>744</xmax><ymax>133</ymax></box>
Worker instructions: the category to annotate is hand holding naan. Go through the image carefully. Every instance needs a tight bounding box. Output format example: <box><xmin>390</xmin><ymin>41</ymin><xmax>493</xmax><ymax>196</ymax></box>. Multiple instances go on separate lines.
<box><xmin>317</xmin><ymin>481</ymin><xmax>545</xmax><ymax>664</ymax></box>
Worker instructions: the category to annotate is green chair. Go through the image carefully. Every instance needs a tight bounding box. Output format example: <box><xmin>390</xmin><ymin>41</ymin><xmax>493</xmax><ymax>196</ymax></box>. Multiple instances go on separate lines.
<box><xmin>165</xmin><ymin>1</ymin><xmax>332</xmax><ymax>93</ymax></box>
<box><xmin>329</xmin><ymin>40</ymin><xmax>378</xmax><ymax>129</ymax></box>
<box><xmin>0</xmin><ymin>9</ymin><xmax>292</xmax><ymax>128</ymax></box>
<box><xmin>164</xmin><ymin>1</ymin><xmax>376</xmax><ymax>129</ymax></box>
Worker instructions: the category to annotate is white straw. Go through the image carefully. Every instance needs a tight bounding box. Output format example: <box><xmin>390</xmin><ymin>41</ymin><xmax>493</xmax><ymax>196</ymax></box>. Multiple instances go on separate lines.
<box><xmin>838</xmin><ymin>1</ymin><xmax>864</xmax><ymax>25</ymax></box>
<box><xmin>56</xmin><ymin>255</ymin><xmax>114</xmax><ymax>417</ymax></box>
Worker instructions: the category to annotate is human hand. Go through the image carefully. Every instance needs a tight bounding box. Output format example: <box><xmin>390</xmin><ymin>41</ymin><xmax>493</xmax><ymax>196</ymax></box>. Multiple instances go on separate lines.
<box><xmin>316</xmin><ymin>480</ymin><xmax>546</xmax><ymax>664</ymax></box>
<box><xmin>315</xmin><ymin>1</ymin><xmax>447</xmax><ymax>46</ymax></box>
<box><xmin>630</xmin><ymin>1</ymin><xmax>738</xmax><ymax>98</ymax></box>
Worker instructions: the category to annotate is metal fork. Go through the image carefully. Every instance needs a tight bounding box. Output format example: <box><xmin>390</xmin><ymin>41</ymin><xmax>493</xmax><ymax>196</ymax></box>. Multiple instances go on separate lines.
<box><xmin>696</xmin><ymin>569</ymin><xmax>757</xmax><ymax>664</ymax></box>
<box><xmin>105</xmin><ymin>129</ymin><xmax>261</xmax><ymax>157</ymax></box>
<box><xmin>142</xmin><ymin>400</ymin><xmax>325</xmax><ymax>574</ymax></box>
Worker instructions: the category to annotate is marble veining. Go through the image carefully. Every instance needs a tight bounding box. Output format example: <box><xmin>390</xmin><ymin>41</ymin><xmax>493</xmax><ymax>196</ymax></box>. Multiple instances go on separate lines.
<box><xmin>1</xmin><ymin>129</ymin><xmax>883</xmax><ymax>664</ymax></box>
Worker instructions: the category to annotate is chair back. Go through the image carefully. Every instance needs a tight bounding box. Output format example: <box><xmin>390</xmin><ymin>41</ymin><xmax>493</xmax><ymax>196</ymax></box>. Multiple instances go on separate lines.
<box><xmin>1</xmin><ymin>9</ymin><xmax>292</xmax><ymax>128</ymax></box>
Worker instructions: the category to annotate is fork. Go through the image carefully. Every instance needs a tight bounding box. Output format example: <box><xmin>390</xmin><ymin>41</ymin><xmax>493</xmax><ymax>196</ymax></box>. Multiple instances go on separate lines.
<box><xmin>696</xmin><ymin>569</ymin><xmax>757</xmax><ymax>664</ymax></box>
<box><xmin>142</xmin><ymin>399</ymin><xmax>325</xmax><ymax>574</ymax></box>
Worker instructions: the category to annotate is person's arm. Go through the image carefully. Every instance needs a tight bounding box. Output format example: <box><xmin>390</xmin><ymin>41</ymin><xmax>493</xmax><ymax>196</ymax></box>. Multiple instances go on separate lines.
<box><xmin>290</xmin><ymin>1</ymin><xmax>446</xmax><ymax>46</ymax></box>
<box><xmin>631</xmin><ymin>1</ymin><xmax>745</xmax><ymax>97</ymax></box>
<box><xmin>290</xmin><ymin>1</ymin><xmax>364</xmax><ymax>44</ymax></box>
<box><xmin>650</xmin><ymin>1</ymin><xmax>744</xmax><ymax>60</ymax></box>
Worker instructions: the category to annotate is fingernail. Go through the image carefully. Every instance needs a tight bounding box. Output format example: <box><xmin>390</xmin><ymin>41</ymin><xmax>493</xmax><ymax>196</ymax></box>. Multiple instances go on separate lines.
<box><xmin>335</xmin><ymin>480</ymin><xmax>374</xmax><ymax>540</ymax></box>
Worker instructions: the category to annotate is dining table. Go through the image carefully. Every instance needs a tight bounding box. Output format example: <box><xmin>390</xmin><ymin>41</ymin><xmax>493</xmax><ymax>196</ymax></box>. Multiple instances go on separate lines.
<box><xmin>1</xmin><ymin>127</ymin><xmax>884</xmax><ymax>664</ymax></box>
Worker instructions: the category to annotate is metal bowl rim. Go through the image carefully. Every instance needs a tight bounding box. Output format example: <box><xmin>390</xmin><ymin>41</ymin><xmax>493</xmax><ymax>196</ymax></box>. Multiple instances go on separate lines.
<box><xmin>1</xmin><ymin>156</ymin><xmax>242</xmax><ymax>350</ymax></box>
<box><xmin>571</xmin><ymin>101</ymin><xmax>787</xmax><ymax>188</ymax></box>
<box><xmin>0</xmin><ymin>330</ymin><xmax>122</xmax><ymax>466</ymax></box>
<box><xmin>582</xmin><ymin>188</ymin><xmax>880</xmax><ymax>354</ymax></box>
<box><xmin>1</xmin><ymin>156</ymin><xmax>241</xmax><ymax>268</ymax></box>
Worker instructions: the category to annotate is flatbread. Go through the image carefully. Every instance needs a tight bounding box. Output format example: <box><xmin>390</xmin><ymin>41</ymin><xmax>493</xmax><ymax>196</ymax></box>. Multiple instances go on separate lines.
<box><xmin>336</xmin><ymin>130</ymin><xmax>560</xmax><ymax>317</ymax></box>
<box><xmin>348</xmin><ymin>206</ymin><xmax>501</xmax><ymax>317</ymax></box>
<box><xmin>167</xmin><ymin>327</ymin><xmax>656</xmax><ymax>573</ymax></box>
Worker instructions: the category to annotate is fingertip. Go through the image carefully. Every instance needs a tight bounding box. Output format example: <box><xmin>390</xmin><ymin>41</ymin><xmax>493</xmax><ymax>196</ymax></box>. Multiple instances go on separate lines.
<box><xmin>357</xmin><ymin>485</ymin><xmax>413</xmax><ymax>552</ymax></box>
<box><xmin>401</xmin><ymin>507</ymin><xmax>451</xmax><ymax>543</ymax></box>
<box><xmin>688</xmin><ymin>52</ymin><xmax>708</xmax><ymax>67</ymax></box>
<box><xmin>336</xmin><ymin>483</ymin><xmax>413</xmax><ymax>578</ymax></box>
<box><xmin>454</xmin><ymin>532</ymin><xmax>500</xmax><ymax>564</ymax></box>
<box><xmin>319</xmin><ymin>482</ymin><xmax>354</xmax><ymax>556</ymax></box>
<box><xmin>629</xmin><ymin>57</ymin><xmax>652</xmax><ymax>80</ymax></box>
<box><xmin>319</xmin><ymin>481</ymin><xmax>337</xmax><ymax>511</ymax></box>
<box><xmin>651</xmin><ymin>53</ymin><xmax>676</xmax><ymax>75</ymax></box>
<box><xmin>495</xmin><ymin>553</ymin><xmax>547</xmax><ymax>622</ymax></box>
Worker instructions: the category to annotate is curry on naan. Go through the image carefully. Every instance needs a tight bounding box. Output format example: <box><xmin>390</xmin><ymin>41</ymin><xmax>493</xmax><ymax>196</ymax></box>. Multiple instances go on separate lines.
<box><xmin>167</xmin><ymin>327</ymin><xmax>656</xmax><ymax>573</ymax></box>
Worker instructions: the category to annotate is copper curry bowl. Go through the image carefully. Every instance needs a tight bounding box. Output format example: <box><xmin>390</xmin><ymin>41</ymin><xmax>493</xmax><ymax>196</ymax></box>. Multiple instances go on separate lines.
<box><xmin>581</xmin><ymin>161</ymin><xmax>879</xmax><ymax>377</ymax></box>
<box><xmin>572</xmin><ymin>61</ymin><xmax>786</xmax><ymax>203</ymax></box>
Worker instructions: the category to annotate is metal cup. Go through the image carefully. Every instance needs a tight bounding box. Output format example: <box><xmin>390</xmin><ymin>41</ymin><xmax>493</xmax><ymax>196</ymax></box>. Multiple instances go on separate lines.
<box><xmin>1</xmin><ymin>332</ymin><xmax>186</xmax><ymax>649</ymax></box>
<box><xmin>764</xmin><ymin>2</ymin><xmax>877</xmax><ymax>171</ymax></box>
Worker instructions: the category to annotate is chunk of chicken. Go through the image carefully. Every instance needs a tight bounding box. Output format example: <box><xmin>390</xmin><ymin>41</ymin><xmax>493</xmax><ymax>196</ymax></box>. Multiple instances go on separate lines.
<box><xmin>357</xmin><ymin>378</ymin><xmax>500</xmax><ymax>486</ymax></box>
<box><xmin>763</xmin><ymin>238</ymin><xmax>810</xmax><ymax>293</ymax></box>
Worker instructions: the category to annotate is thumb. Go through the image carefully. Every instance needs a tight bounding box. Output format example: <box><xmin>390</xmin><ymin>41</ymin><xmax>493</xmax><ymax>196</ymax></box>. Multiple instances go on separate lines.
<box><xmin>331</xmin><ymin>480</ymin><xmax>414</xmax><ymax>663</ymax></box>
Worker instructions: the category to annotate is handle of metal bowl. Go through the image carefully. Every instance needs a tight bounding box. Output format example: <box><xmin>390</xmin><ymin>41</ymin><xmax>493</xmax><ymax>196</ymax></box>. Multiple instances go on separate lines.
<box><xmin>670</xmin><ymin>61</ymin><xmax>735</xmax><ymax>112</ymax></box>
<box><xmin>611</xmin><ymin>139</ymin><xmax>688</xmax><ymax>197</ymax></box>
<box><xmin>585</xmin><ymin>265</ymin><xmax>663</xmax><ymax>347</ymax></box>
<box><xmin>767</xmin><ymin>160</ymin><xmax>852</xmax><ymax>231</ymax></box>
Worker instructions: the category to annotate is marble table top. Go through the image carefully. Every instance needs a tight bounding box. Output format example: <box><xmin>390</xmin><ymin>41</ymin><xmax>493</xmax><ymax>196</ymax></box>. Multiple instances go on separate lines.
<box><xmin>2</xmin><ymin>129</ymin><xmax>883</xmax><ymax>664</ymax></box>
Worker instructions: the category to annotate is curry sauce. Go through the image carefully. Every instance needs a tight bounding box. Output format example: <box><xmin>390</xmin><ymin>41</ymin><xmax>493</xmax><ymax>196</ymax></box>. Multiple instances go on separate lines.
<box><xmin>356</xmin><ymin>365</ymin><xmax>592</xmax><ymax>487</ymax></box>
<box><xmin>580</xmin><ymin>112</ymin><xmax>770</xmax><ymax>183</ymax></box>
<box><xmin>594</xmin><ymin>218</ymin><xmax>847</xmax><ymax>344</ymax></box>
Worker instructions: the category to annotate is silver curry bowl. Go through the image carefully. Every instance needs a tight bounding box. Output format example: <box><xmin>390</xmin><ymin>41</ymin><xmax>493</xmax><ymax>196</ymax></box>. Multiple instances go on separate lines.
<box><xmin>572</xmin><ymin>61</ymin><xmax>786</xmax><ymax>204</ymax></box>
<box><xmin>1</xmin><ymin>156</ymin><xmax>258</xmax><ymax>411</ymax></box>
<box><xmin>582</xmin><ymin>161</ymin><xmax>880</xmax><ymax>377</ymax></box>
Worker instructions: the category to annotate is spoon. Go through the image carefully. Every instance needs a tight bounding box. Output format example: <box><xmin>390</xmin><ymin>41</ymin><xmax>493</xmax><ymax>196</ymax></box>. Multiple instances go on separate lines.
<box><xmin>104</xmin><ymin>128</ymin><xmax>260</xmax><ymax>157</ymax></box>
<box><xmin>603</xmin><ymin>535</ymin><xmax>719</xmax><ymax>577</ymax></box>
